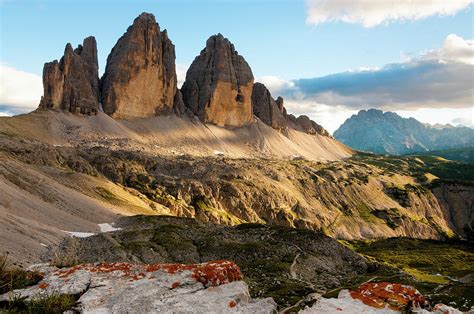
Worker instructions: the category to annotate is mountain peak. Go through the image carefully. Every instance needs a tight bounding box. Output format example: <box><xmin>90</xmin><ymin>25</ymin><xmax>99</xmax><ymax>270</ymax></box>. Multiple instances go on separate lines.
<box><xmin>334</xmin><ymin>109</ymin><xmax>474</xmax><ymax>154</ymax></box>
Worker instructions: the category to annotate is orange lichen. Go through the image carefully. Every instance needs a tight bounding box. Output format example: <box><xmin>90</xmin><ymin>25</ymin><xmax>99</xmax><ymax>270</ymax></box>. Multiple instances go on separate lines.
<box><xmin>38</xmin><ymin>282</ymin><xmax>49</xmax><ymax>289</ymax></box>
<box><xmin>229</xmin><ymin>300</ymin><xmax>237</xmax><ymax>308</ymax></box>
<box><xmin>171</xmin><ymin>282</ymin><xmax>180</xmax><ymax>289</ymax></box>
<box><xmin>350</xmin><ymin>282</ymin><xmax>426</xmax><ymax>311</ymax></box>
<box><xmin>145</xmin><ymin>260</ymin><xmax>242</xmax><ymax>287</ymax></box>
<box><xmin>50</xmin><ymin>260</ymin><xmax>242</xmax><ymax>288</ymax></box>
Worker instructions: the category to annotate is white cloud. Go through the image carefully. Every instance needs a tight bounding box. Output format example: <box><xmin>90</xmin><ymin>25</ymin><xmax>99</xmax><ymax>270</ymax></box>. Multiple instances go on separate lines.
<box><xmin>176</xmin><ymin>63</ymin><xmax>188</xmax><ymax>89</ymax></box>
<box><xmin>0</xmin><ymin>64</ymin><xmax>42</xmax><ymax>111</ymax></box>
<box><xmin>263</xmin><ymin>34</ymin><xmax>474</xmax><ymax>133</ymax></box>
<box><xmin>424</xmin><ymin>34</ymin><xmax>474</xmax><ymax>65</ymax></box>
<box><xmin>279</xmin><ymin>34</ymin><xmax>474</xmax><ymax>112</ymax></box>
<box><xmin>305</xmin><ymin>0</ymin><xmax>473</xmax><ymax>27</ymax></box>
<box><xmin>255</xmin><ymin>76</ymin><xmax>294</xmax><ymax>95</ymax></box>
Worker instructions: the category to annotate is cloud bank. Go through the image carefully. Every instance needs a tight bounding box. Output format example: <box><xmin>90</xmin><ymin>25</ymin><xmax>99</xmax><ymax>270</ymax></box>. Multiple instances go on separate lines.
<box><xmin>0</xmin><ymin>64</ymin><xmax>42</xmax><ymax>114</ymax></box>
<box><xmin>280</xmin><ymin>34</ymin><xmax>474</xmax><ymax>111</ymax></box>
<box><xmin>268</xmin><ymin>34</ymin><xmax>474</xmax><ymax>132</ymax></box>
<box><xmin>305</xmin><ymin>0</ymin><xmax>473</xmax><ymax>27</ymax></box>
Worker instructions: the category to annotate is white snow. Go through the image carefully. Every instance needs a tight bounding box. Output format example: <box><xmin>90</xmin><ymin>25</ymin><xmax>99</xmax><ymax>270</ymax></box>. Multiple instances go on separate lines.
<box><xmin>40</xmin><ymin>243</ymin><xmax>48</xmax><ymax>247</ymax></box>
<box><xmin>62</xmin><ymin>230</ymin><xmax>95</xmax><ymax>238</ymax></box>
<box><xmin>213</xmin><ymin>150</ymin><xmax>224</xmax><ymax>156</ymax></box>
<box><xmin>98</xmin><ymin>223</ymin><xmax>122</xmax><ymax>233</ymax></box>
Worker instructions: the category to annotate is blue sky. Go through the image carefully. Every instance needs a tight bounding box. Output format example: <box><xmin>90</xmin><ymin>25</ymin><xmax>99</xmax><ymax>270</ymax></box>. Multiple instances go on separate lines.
<box><xmin>1</xmin><ymin>0</ymin><xmax>473</xmax><ymax>132</ymax></box>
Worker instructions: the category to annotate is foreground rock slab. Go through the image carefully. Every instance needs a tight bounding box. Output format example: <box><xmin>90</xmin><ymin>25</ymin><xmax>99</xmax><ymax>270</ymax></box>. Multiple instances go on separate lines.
<box><xmin>300</xmin><ymin>283</ymin><xmax>463</xmax><ymax>314</ymax></box>
<box><xmin>0</xmin><ymin>261</ymin><xmax>276</xmax><ymax>313</ymax></box>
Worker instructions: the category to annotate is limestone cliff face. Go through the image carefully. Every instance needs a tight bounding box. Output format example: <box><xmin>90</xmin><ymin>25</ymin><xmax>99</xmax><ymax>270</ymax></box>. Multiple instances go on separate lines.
<box><xmin>38</xmin><ymin>37</ymin><xmax>99</xmax><ymax>115</ymax></box>
<box><xmin>101</xmin><ymin>12</ymin><xmax>177</xmax><ymax>119</ymax></box>
<box><xmin>252</xmin><ymin>83</ymin><xmax>287</xmax><ymax>131</ymax></box>
<box><xmin>181</xmin><ymin>34</ymin><xmax>254</xmax><ymax>127</ymax></box>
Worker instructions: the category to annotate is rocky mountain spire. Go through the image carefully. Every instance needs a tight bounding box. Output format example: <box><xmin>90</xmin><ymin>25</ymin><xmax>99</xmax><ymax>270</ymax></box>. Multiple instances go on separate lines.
<box><xmin>101</xmin><ymin>12</ymin><xmax>177</xmax><ymax>119</ymax></box>
<box><xmin>38</xmin><ymin>36</ymin><xmax>99</xmax><ymax>115</ymax></box>
<box><xmin>181</xmin><ymin>34</ymin><xmax>254</xmax><ymax>127</ymax></box>
<box><xmin>251</xmin><ymin>82</ymin><xmax>287</xmax><ymax>132</ymax></box>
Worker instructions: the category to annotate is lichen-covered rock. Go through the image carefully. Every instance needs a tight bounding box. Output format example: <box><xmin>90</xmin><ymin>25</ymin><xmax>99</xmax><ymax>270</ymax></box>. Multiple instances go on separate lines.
<box><xmin>252</xmin><ymin>82</ymin><xmax>287</xmax><ymax>131</ymax></box>
<box><xmin>101</xmin><ymin>12</ymin><xmax>177</xmax><ymax>119</ymax></box>
<box><xmin>38</xmin><ymin>37</ymin><xmax>99</xmax><ymax>115</ymax></box>
<box><xmin>0</xmin><ymin>261</ymin><xmax>276</xmax><ymax>313</ymax></box>
<box><xmin>181</xmin><ymin>34</ymin><xmax>254</xmax><ymax>127</ymax></box>
<box><xmin>349</xmin><ymin>282</ymin><xmax>427</xmax><ymax>311</ymax></box>
<box><xmin>300</xmin><ymin>283</ymin><xmax>461</xmax><ymax>313</ymax></box>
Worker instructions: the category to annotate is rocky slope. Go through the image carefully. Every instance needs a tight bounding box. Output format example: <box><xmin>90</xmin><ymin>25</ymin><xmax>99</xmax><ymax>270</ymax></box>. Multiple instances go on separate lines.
<box><xmin>101</xmin><ymin>13</ymin><xmax>178</xmax><ymax>118</ymax></box>
<box><xmin>181</xmin><ymin>34</ymin><xmax>254</xmax><ymax>127</ymax></box>
<box><xmin>47</xmin><ymin>215</ymin><xmax>368</xmax><ymax>308</ymax></box>
<box><xmin>334</xmin><ymin>109</ymin><xmax>474</xmax><ymax>155</ymax></box>
<box><xmin>38</xmin><ymin>37</ymin><xmax>99</xmax><ymax>115</ymax></box>
<box><xmin>1</xmin><ymin>111</ymin><xmax>472</xmax><ymax>267</ymax></box>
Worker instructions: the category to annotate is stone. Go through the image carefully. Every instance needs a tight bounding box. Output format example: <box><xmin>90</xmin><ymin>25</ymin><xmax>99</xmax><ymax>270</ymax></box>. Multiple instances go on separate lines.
<box><xmin>252</xmin><ymin>82</ymin><xmax>287</xmax><ymax>131</ymax></box>
<box><xmin>101</xmin><ymin>12</ymin><xmax>177</xmax><ymax>119</ymax></box>
<box><xmin>300</xmin><ymin>283</ymin><xmax>461</xmax><ymax>313</ymax></box>
<box><xmin>295</xmin><ymin>115</ymin><xmax>330</xmax><ymax>137</ymax></box>
<box><xmin>38</xmin><ymin>36</ymin><xmax>99</xmax><ymax>115</ymax></box>
<box><xmin>181</xmin><ymin>34</ymin><xmax>254</xmax><ymax>127</ymax></box>
<box><xmin>0</xmin><ymin>261</ymin><xmax>277</xmax><ymax>313</ymax></box>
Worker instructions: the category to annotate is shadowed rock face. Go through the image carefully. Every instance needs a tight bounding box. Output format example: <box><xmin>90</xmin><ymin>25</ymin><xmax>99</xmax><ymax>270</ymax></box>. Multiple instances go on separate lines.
<box><xmin>101</xmin><ymin>12</ymin><xmax>177</xmax><ymax>119</ymax></box>
<box><xmin>182</xmin><ymin>34</ymin><xmax>254</xmax><ymax>127</ymax></box>
<box><xmin>252</xmin><ymin>83</ymin><xmax>287</xmax><ymax>131</ymax></box>
<box><xmin>38</xmin><ymin>37</ymin><xmax>99</xmax><ymax>115</ymax></box>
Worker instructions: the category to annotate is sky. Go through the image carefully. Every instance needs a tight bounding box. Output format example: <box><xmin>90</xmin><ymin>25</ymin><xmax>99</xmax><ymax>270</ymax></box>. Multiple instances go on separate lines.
<box><xmin>1</xmin><ymin>0</ymin><xmax>473</xmax><ymax>133</ymax></box>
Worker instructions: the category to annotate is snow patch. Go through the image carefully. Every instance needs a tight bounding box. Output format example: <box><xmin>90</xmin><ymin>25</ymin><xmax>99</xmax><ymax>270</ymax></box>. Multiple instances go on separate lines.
<box><xmin>62</xmin><ymin>230</ymin><xmax>95</xmax><ymax>238</ymax></box>
<box><xmin>40</xmin><ymin>243</ymin><xmax>48</xmax><ymax>247</ymax></box>
<box><xmin>98</xmin><ymin>223</ymin><xmax>122</xmax><ymax>233</ymax></box>
<box><xmin>214</xmin><ymin>150</ymin><xmax>224</xmax><ymax>156</ymax></box>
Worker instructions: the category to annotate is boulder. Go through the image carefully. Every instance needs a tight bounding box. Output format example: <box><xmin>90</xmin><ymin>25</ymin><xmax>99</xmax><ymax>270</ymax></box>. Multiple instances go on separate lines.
<box><xmin>300</xmin><ymin>282</ymin><xmax>461</xmax><ymax>313</ymax></box>
<box><xmin>252</xmin><ymin>82</ymin><xmax>287</xmax><ymax>131</ymax></box>
<box><xmin>0</xmin><ymin>261</ymin><xmax>277</xmax><ymax>313</ymax></box>
<box><xmin>181</xmin><ymin>34</ymin><xmax>254</xmax><ymax>127</ymax></box>
<box><xmin>101</xmin><ymin>12</ymin><xmax>177</xmax><ymax>119</ymax></box>
<box><xmin>38</xmin><ymin>37</ymin><xmax>99</xmax><ymax>115</ymax></box>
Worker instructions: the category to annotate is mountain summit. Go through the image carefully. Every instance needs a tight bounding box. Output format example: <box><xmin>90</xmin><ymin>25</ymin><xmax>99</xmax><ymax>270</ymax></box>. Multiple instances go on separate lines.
<box><xmin>334</xmin><ymin>109</ymin><xmax>474</xmax><ymax>155</ymax></box>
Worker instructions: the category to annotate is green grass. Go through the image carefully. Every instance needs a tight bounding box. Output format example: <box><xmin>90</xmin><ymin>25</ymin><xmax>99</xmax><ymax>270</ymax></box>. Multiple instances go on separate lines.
<box><xmin>408</xmin><ymin>147</ymin><xmax>474</xmax><ymax>164</ymax></box>
<box><xmin>0</xmin><ymin>255</ymin><xmax>43</xmax><ymax>294</ymax></box>
<box><xmin>1</xmin><ymin>294</ymin><xmax>78</xmax><ymax>313</ymax></box>
<box><xmin>351</xmin><ymin>152</ymin><xmax>474</xmax><ymax>183</ymax></box>
<box><xmin>350</xmin><ymin>238</ymin><xmax>474</xmax><ymax>280</ymax></box>
<box><xmin>343</xmin><ymin>238</ymin><xmax>474</xmax><ymax>311</ymax></box>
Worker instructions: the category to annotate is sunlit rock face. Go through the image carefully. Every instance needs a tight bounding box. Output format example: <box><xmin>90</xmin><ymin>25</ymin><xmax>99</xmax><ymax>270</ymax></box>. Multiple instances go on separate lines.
<box><xmin>101</xmin><ymin>12</ymin><xmax>178</xmax><ymax>119</ymax></box>
<box><xmin>182</xmin><ymin>34</ymin><xmax>254</xmax><ymax>127</ymax></box>
<box><xmin>39</xmin><ymin>37</ymin><xmax>99</xmax><ymax>115</ymax></box>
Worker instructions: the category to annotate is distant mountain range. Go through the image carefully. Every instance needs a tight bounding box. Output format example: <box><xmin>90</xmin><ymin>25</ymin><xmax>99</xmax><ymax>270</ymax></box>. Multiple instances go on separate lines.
<box><xmin>334</xmin><ymin>109</ymin><xmax>474</xmax><ymax>155</ymax></box>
